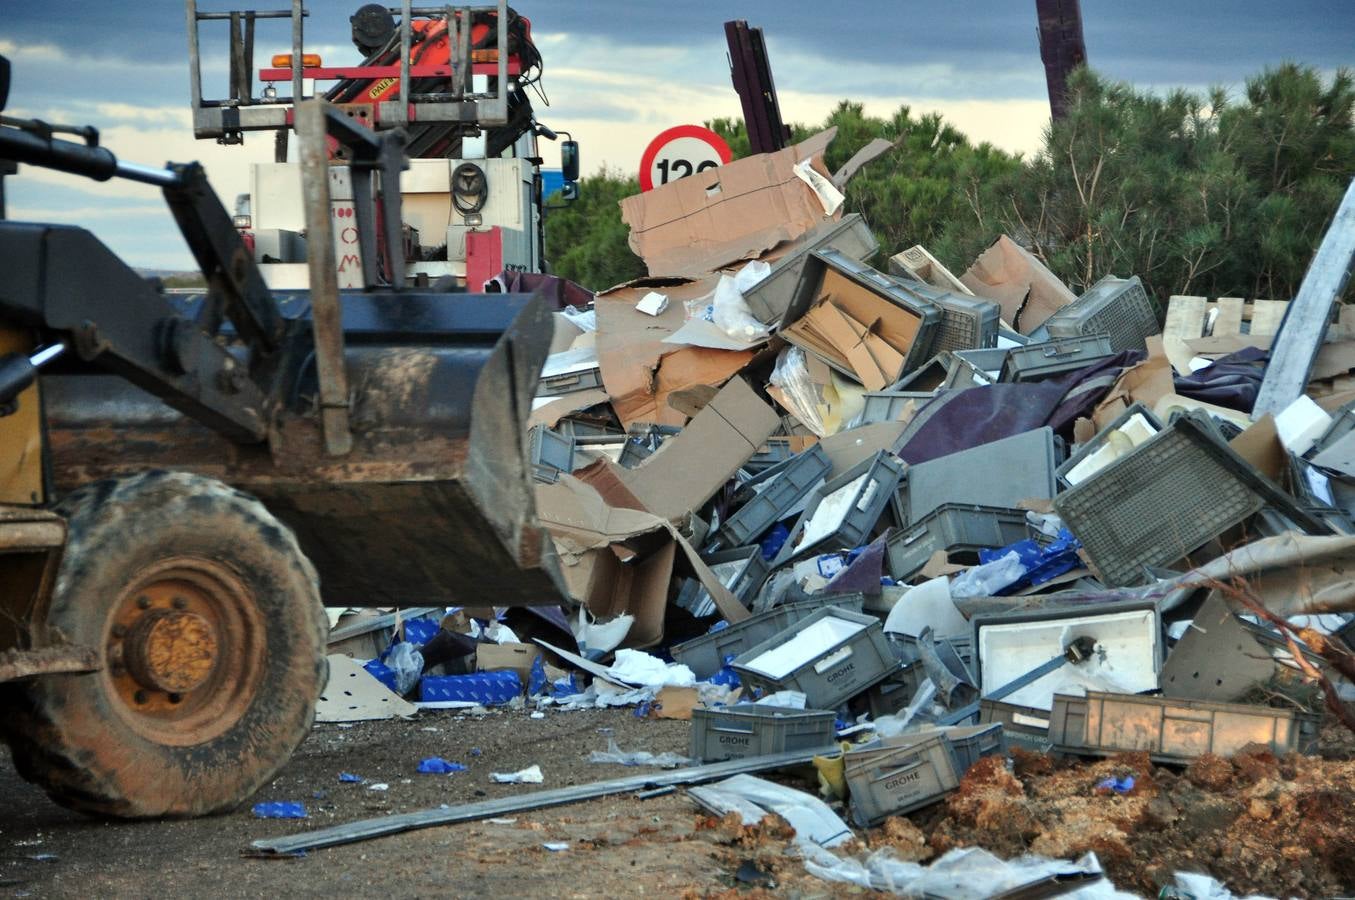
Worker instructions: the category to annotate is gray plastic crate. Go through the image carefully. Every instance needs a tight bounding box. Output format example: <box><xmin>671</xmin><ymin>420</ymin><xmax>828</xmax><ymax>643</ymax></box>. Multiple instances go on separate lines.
<box><xmin>1054</xmin><ymin>414</ymin><xmax>1329</xmax><ymax>586</ymax></box>
<box><xmin>1044</xmin><ymin>275</ymin><xmax>1159</xmax><ymax>353</ymax></box>
<box><xmin>528</xmin><ymin>425</ymin><xmax>575</xmax><ymax>482</ymax></box>
<box><xmin>742</xmin><ymin>214</ymin><xmax>879</xmax><ymax>324</ymax></box>
<box><xmin>861</xmin><ymin>658</ymin><xmax>926</xmax><ymax>719</ymax></box>
<box><xmin>845</xmin><ymin>731</ymin><xmax>959</xmax><ymax>825</ymax></box>
<box><xmin>979</xmin><ymin>699</ymin><xmax>1054</xmax><ymax>752</ymax></box>
<box><xmin>1000</xmin><ymin>334</ymin><xmax>1115</xmax><ymax>383</ymax></box>
<box><xmin>674</xmin><ymin>546</ymin><xmax>769</xmax><ymax>619</ymax></box>
<box><xmin>891</xmin><ymin>353</ymin><xmax>953</xmax><ymax>392</ymax></box>
<box><xmin>940</xmin><ymin>723</ymin><xmax>1008</xmax><ymax>774</ymax></box>
<box><xmin>732</xmin><ymin>607</ymin><xmax>900</xmax><ymax>710</ymax></box>
<box><xmin>1057</xmin><ymin>402</ymin><xmax>1164</xmax><ymax>488</ymax></box>
<box><xmin>925</xmin><ymin>292</ymin><xmax>1001</xmax><ymax>354</ymax></box>
<box><xmin>781</xmin><ymin>248</ymin><xmax>943</xmax><ymax>378</ymax></box>
<box><xmin>537</xmin><ymin>362</ymin><xmax>604</xmax><ymax>396</ymax></box>
<box><xmin>899</xmin><ymin>428</ymin><xmax>1058</xmax><ymax>525</ymax></box>
<box><xmin>886</xmin><ymin>504</ymin><xmax>1030</xmax><ymax>582</ymax></box>
<box><xmin>719</xmin><ymin>444</ymin><xmax>831</xmax><ymax>548</ymax></box>
<box><xmin>743</xmin><ymin>438</ymin><xmax>799</xmax><ymax>475</ymax></box>
<box><xmin>860</xmin><ymin>390</ymin><xmax>936</xmax><ymax>425</ymax></box>
<box><xmin>671</xmin><ymin>595</ymin><xmax>866</xmax><ymax>680</ymax></box>
<box><xmin>1050</xmin><ymin>691</ymin><xmax>1320</xmax><ymax>764</ymax></box>
<box><xmin>774</xmin><ymin>451</ymin><xmax>905</xmax><ymax>565</ymax></box>
<box><xmin>689</xmin><ymin>703</ymin><xmax>838</xmax><ymax>763</ymax></box>
<box><xmin>1313</xmin><ymin>402</ymin><xmax>1355</xmax><ymax>457</ymax></box>
<box><xmin>946</xmin><ymin>347</ymin><xmax>1008</xmax><ymax>389</ymax></box>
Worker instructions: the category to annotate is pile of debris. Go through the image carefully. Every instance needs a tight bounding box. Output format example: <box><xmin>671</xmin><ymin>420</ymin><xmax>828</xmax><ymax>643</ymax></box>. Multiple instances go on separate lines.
<box><xmin>309</xmin><ymin>133</ymin><xmax>1355</xmax><ymax>896</ymax></box>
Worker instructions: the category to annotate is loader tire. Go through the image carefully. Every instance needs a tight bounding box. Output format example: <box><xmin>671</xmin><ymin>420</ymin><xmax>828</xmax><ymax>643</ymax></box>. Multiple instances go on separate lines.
<box><xmin>0</xmin><ymin>471</ymin><xmax>328</xmax><ymax>818</ymax></box>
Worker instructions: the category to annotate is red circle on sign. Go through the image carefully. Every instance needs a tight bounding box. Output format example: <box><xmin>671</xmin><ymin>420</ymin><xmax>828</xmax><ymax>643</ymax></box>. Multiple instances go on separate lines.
<box><xmin>638</xmin><ymin>124</ymin><xmax>734</xmax><ymax>192</ymax></box>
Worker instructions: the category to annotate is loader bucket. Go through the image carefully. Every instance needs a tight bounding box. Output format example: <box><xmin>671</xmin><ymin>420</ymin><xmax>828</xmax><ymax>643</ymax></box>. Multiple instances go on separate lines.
<box><xmin>41</xmin><ymin>289</ymin><xmax>570</xmax><ymax>608</ymax></box>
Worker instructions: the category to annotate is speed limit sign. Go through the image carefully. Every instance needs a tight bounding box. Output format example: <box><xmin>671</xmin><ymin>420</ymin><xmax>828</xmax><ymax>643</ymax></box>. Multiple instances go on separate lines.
<box><xmin>638</xmin><ymin>124</ymin><xmax>733</xmax><ymax>192</ymax></box>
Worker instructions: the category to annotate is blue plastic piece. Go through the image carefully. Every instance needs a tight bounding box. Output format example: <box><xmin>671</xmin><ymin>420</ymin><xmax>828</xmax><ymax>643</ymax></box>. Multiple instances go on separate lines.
<box><xmin>417</xmin><ymin>757</ymin><xmax>468</xmax><ymax>774</ymax></box>
<box><xmin>634</xmin><ymin>700</ymin><xmax>651</xmax><ymax>718</ymax></box>
<box><xmin>419</xmin><ymin>670</ymin><xmax>522</xmax><ymax>705</ymax></box>
<box><xmin>707</xmin><ymin>658</ymin><xmax>742</xmax><ymax>689</ymax></box>
<box><xmin>338</xmin><ymin>773</ymin><xmax>363</xmax><ymax>783</ymax></box>
<box><xmin>759</xmin><ymin>522</ymin><xmax>790</xmax><ymax>560</ymax></box>
<box><xmin>252</xmin><ymin>802</ymin><xmax>307</xmax><ymax>819</ymax></box>
<box><xmin>363</xmin><ymin>659</ymin><xmax>399</xmax><ymax>693</ymax></box>
<box><xmin>404</xmin><ymin>616</ymin><xmax>442</xmax><ymax>646</ymax></box>
<box><xmin>976</xmin><ymin>529</ymin><xmax>1083</xmax><ymax>594</ymax></box>
<box><xmin>1095</xmin><ymin>774</ymin><xmax>1135</xmax><ymax>794</ymax></box>
<box><xmin>528</xmin><ymin>654</ymin><xmax>548</xmax><ymax>697</ymax></box>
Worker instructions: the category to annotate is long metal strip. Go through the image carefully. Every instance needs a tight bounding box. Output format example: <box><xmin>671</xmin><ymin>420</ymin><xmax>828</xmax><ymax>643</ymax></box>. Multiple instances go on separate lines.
<box><xmin>250</xmin><ymin>746</ymin><xmax>835</xmax><ymax>855</ymax></box>
<box><xmin>1252</xmin><ymin>178</ymin><xmax>1355</xmax><ymax>417</ymax></box>
<box><xmin>326</xmin><ymin>607</ymin><xmax>442</xmax><ymax>644</ymax></box>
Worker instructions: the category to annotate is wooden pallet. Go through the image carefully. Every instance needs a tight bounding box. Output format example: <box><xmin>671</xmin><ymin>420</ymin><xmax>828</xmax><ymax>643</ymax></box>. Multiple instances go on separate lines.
<box><xmin>1163</xmin><ymin>295</ymin><xmax>1290</xmax><ymax>340</ymax></box>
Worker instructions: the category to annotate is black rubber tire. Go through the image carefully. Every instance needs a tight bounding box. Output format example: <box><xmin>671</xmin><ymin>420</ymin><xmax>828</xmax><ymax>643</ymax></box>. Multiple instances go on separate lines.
<box><xmin>0</xmin><ymin>471</ymin><xmax>328</xmax><ymax>818</ymax></box>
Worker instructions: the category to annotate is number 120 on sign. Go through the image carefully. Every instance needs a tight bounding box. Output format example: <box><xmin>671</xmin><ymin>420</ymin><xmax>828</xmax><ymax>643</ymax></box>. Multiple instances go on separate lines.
<box><xmin>638</xmin><ymin>125</ymin><xmax>734</xmax><ymax>192</ymax></box>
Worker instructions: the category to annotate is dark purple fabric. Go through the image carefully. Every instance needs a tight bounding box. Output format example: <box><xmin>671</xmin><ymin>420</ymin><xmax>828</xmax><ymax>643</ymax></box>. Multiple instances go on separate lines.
<box><xmin>1173</xmin><ymin>346</ymin><xmax>1268</xmax><ymax>412</ymax></box>
<box><xmin>824</xmin><ymin>536</ymin><xmax>886</xmax><ymax>594</ymax></box>
<box><xmin>896</xmin><ymin>351</ymin><xmax>1142</xmax><ymax>465</ymax></box>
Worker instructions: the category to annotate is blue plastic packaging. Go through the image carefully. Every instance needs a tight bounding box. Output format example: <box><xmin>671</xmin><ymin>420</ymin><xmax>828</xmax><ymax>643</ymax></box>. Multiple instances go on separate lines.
<box><xmin>419</xmin><ymin>669</ymin><xmax>522</xmax><ymax>705</ymax></box>
<box><xmin>417</xmin><ymin>757</ymin><xmax>468</xmax><ymax>774</ymax></box>
<box><xmin>252</xmin><ymin>802</ymin><xmax>307</xmax><ymax>819</ymax></box>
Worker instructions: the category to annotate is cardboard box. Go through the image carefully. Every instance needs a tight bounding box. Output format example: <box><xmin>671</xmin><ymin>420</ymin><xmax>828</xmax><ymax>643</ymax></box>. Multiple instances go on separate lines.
<box><xmin>534</xmin><ymin>474</ymin><xmax>751</xmax><ymax>648</ymax></box>
<box><xmin>620</xmin><ymin>129</ymin><xmax>839</xmax><ymax>278</ymax></box>
<box><xmin>594</xmin><ymin>275</ymin><xmax>756</xmax><ymax>428</ymax></box>
<box><xmin>617</xmin><ymin>378</ymin><xmax>780</xmax><ymax>522</ymax></box>
<box><xmin>476</xmin><ymin>642</ymin><xmax>542</xmax><ymax>684</ymax></box>
<box><xmin>960</xmin><ymin>235</ymin><xmax>1076</xmax><ymax>335</ymax></box>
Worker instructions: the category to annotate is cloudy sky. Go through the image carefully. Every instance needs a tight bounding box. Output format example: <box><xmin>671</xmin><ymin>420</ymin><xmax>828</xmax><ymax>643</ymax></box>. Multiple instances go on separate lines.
<box><xmin>3</xmin><ymin>0</ymin><xmax>1352</xmax><ymax>269</ymax></box>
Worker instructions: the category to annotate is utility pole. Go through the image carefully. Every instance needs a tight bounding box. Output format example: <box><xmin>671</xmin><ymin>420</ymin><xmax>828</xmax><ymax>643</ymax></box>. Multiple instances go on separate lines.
<box><xmin>1035</xmin><ymin>0</ymin><xmax>1088</xmax><ymax>121</ymax></box>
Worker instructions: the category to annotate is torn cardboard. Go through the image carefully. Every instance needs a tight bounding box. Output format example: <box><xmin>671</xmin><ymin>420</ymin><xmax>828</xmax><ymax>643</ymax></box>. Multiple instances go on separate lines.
<box><xmin>535</xmin><ymin>474</ymin><xmax>751</xmax><ymax>648</ymax></box>
<box><xmin>617</xmin><ymin>377</ymin><xmax>781</xmax><ymax>521</ymax></box>
<box><xmin>960</xmin><ymin>235</ymin><xmax>1076</xmax><ymax>335</ymax></box>
<box><xmin>620</xmin><ymin>129</ymin><xmax>839</xmax><ymax>278</ymax></box>
<box><xmin>594</xmin><ymin>275</ymin><xmax>754</xmax><ymax>428</ymax></box>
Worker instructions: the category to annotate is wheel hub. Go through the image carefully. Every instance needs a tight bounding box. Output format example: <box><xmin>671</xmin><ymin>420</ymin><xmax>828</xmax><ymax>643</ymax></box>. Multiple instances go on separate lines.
<box><xmin>103</xmin><ymin>557</ymin><xmax>265</xmax><ymax>746</ymax></box>
<box><xmin>122</xmin><ymin>608</ymin><xmax>219</xmax><ymax>694</ymax></box>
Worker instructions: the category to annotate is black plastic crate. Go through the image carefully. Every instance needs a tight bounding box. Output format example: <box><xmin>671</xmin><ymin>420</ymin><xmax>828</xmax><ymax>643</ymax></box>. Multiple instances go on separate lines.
<box><xmin>859</xmin><ymin>390</ymin><xmax>936</xmax><ymax>425</ymax></box>
<box><xmin>528</xmin><ymin>425</ymin><xmax>575</xmax><ymax>482</ymax></box>
<box><xmin>1044</xmin><ymin>275</ymin><xmax>1160</xmax><ymax>353</ymax></box>
<box><xmin>885</xmin><ymin>503</ymin><xmax>1030</xmax><ymax>582</ymax></box>
<box><xmin>1000</xmin><ymin>334</ymin><xmax>1115</xmax><ymax>383</ymax></box>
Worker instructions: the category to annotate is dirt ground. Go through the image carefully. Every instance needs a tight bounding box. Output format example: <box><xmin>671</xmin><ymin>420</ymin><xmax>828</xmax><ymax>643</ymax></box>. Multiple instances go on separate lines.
<box><xmin>2</xmin><ymin>707</ymin><xmax>1354</xmax><ymax>898</ymax></box>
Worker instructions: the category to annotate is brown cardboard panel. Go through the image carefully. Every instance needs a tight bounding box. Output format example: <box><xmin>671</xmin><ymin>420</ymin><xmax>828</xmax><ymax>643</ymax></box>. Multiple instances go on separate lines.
<box><xmin>618</xmin><ymin>378</ymin><xmax>780</xmax><ymax>521</ymax></box>
<box><xmin>783</xmin><ymin>269</ymin><xmax>925</xmax><ymax>387</ymax></box>
<box><xmin>1090</xmin><ymin>354</ymin><xmax>1174</xmax><ymax>429</ymax></box>
<box><xmin>619</xmin><ymin>130</ymin><xmax>839</xmax><ymax>278</ymax></box>
<box><xmin>653</xmin><ymin>685</ymin><xmax>700</xmax><ymax>720</ymax></box>
<box><xmin>593</xmin><ymin>274</ymin><xmax>755</xmax><ymax>428</ymax></box>
<box><xmin>536</xmin><ymin>475</ymin><xmax>751</xmax><ymax>645</ymax></box>
<box><xmin>1229</xmin><ymin>414</ymin><xmax>1285</xmax><ymax>482</ymax></box>
<box><xmin>960</xmin><ymin>235</ymin><xmax>1075</xmax><ymax>334</ymax></box>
